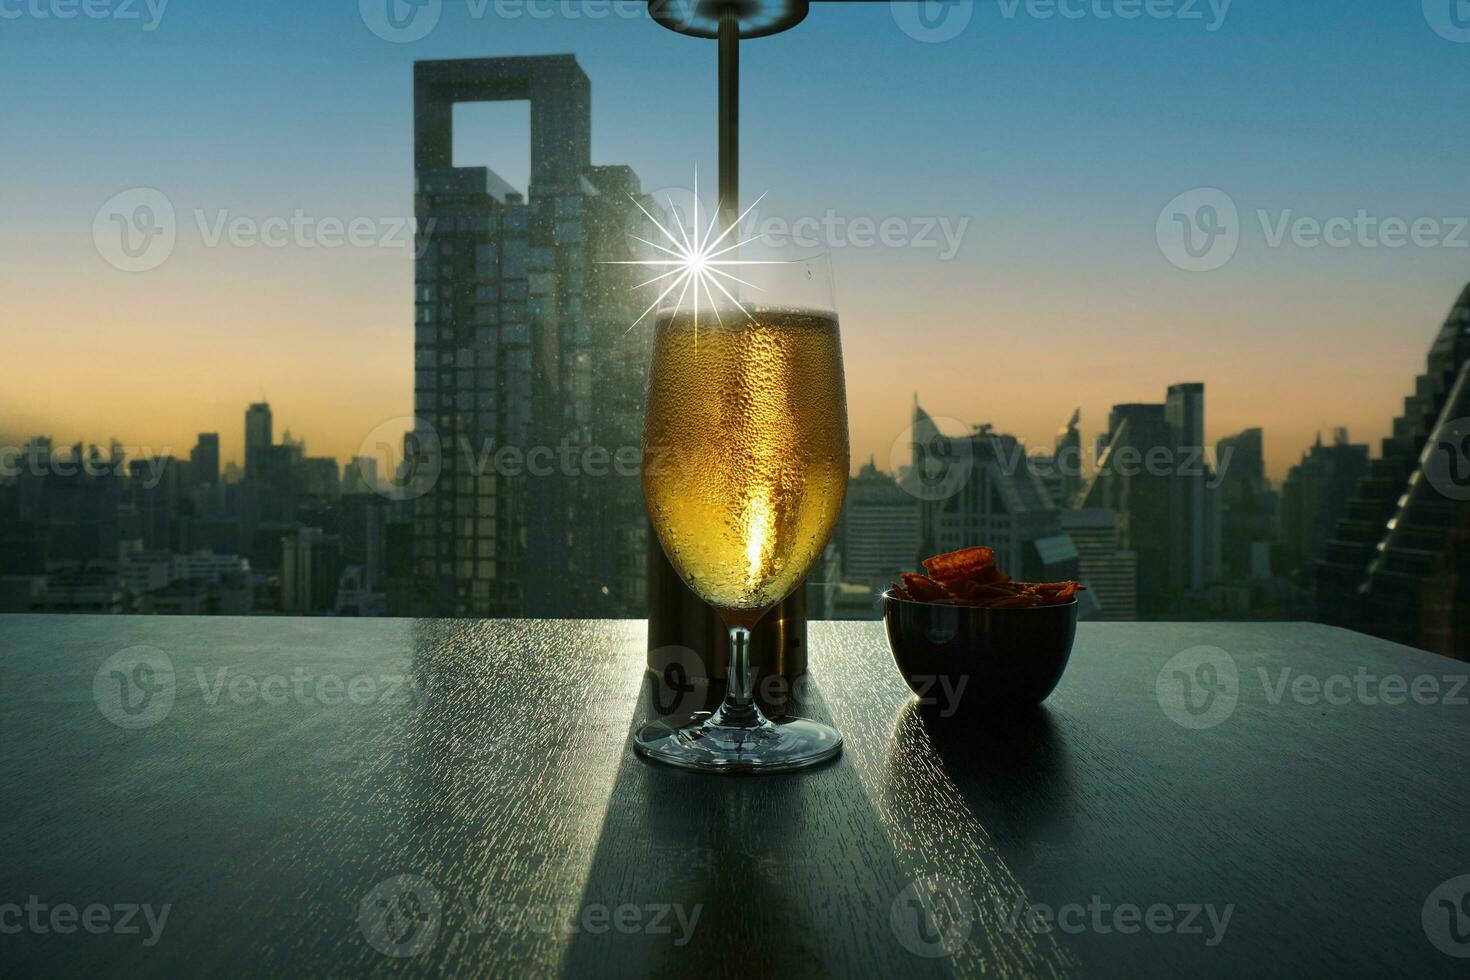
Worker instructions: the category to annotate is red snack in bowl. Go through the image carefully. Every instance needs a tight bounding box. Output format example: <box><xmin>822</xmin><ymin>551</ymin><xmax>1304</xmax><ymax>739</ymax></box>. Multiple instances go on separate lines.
<box><xmin>1038</xmin><ymin>583</ymin><xmax>1078</xmax><ymax>605</ymax></box>
<box><xmin>990</xmin><ymin>594</ymin><xmax>1042</xmax><ymax>608</ymax></box>
<box><xmin>943</xmin><ymin>577</ymin><xmax>1014</xmax><ymax>602</ymax></box>
<box><xmin>900</xmin><ymin>572</ymin><xmax>952</xmax><ymax>604</ymax></box>
<box><xmin>940</xmin><ymin>578</ymin><xmax>984</xmax><ymax>603</ymax></box>
<box><xmin>970</xmin><ymin>563</ymin><xmax>1010</xmax><ymax>586</ymax></box>
<box><xmin>895</xmin><ymin>547</ymin><xmax>1087</xmax><ymax>606</ymax></box>
<box><xmin>921</xmin><ymin>546</ymin><xmax>995</xmax><ymax>583</ymax></box>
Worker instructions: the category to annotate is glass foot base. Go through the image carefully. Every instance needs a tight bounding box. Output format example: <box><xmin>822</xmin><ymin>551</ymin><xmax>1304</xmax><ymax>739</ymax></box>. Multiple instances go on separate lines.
<box><xmin>634</xmin><ymin>712</ymin><xmax>843</xmax><ymax>774</ymax></box>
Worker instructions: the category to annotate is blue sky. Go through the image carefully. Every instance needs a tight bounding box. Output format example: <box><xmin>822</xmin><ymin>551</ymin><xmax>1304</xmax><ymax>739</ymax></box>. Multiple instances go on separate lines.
<box><xmin>3</xmin><ymin>0</ymin><xmax>1469</xmax><ymax>476</ymax></box>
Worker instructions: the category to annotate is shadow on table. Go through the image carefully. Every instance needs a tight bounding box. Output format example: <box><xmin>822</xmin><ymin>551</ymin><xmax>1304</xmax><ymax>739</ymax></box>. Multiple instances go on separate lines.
<box><xmin>882</xmin><ymin>701</ymin><xmax>1079</xmax><ymax>875</ymax></box>
<box><xmin>558</xmin><ymin>670</ymin><xmax>956</xmax><ymax>980</ymax></box>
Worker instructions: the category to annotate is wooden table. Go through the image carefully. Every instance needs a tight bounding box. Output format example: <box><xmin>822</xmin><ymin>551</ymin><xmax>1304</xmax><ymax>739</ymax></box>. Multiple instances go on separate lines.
<box><xmin>3</xmin><ymin>616</ymin><xmax>1467</xmax><ymax>978</ymax></box>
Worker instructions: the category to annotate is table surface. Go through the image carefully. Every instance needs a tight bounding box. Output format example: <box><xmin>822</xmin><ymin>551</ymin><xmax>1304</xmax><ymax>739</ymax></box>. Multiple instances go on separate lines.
<box><xmin>2</xmin><ymin>616</ymin><xmax>1467</xmax><ymax>979</ymax></box>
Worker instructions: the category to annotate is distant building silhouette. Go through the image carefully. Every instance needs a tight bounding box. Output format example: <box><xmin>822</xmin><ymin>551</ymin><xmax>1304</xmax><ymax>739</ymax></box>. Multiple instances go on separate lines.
<box><xmin>342</xmin><ymin>456</ymin><xmax>377</xmax><ymax>496</ymax></box>
<box><xmin>1058</xmin><ymin>508</ymin><xmax>1137</xmax><ymax>621</ymax></box>
<box><xmin>1216</xmin><ymin>427</ymin><xmax>1274</xmax><ymax>580</ymax></box>
<box><xmin>1082</xmin><ymin>386</ymin><xmax>1221</xmax><ymax>616</ymax></box>
<box><xmin>841</xmin><ymin>459</ymin><xmax>919</xmax><ymax>590</ymax></box>
<box><xmin>2</xmin><ymin>401</ymin><xmax>401</xmax><ymax>617</ymax></box>
<box><xmin>280</xmin><ymin>526</ymin><xmax>340</xmax><ymax>614</ymax></box>
<box><xmin>256</xmin><ymin>444</ymin><xmax>299</xmax><ymax>523</ymax></box>
<box><xmin>1082</xmin><ymin>403</ymin><xmax>1171</xmax><ymax>614</ymax></box>
<box><xmin>127</xmin><ymin>455</ymin><xmax>180</xmax><ymax>552</ymax></box>
<box><xmin>190</xmin><ymin>433</ymin><xmax>220</xmax><ymax>486</ymax></box>
<box><xmin>1316</xmin><ymin>282</ymin><xmax>1470</xmax><ymax>657</ymax></box>
<box><xmin>1165</xmin><ymin>383</ymin><xmax>1219</xmax><ymax>589</ymax></box>
<box><xmin>1278</xmin><ymin>429</ymin><xmax>1368</xmax><ymax>580</ymax></box>
<box><xmin>244</xmin><ymin>403</ymin><xmax>272</xmax><ymax>478</ymax></box>
<box><xmin>910</xmin><ymin>401</ymin><xmax>1080</xmax><ymax>586</ymax></box>
<box><xmin>1054</xmin><ymin>407</ymin><xmax>1083</xmax><ymax>507</ymax></box>
<box><xmin>8</xmin><ymin>440</ymin><xmax>123</xmax><ymax>570</ymax></box>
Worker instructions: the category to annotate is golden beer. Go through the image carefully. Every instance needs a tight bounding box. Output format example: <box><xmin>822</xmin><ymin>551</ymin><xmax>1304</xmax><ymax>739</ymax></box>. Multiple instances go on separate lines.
<box><xmin>643</xmin><ymin>307</ymin><xmax>850</xmax><ymax>625</ymax></box>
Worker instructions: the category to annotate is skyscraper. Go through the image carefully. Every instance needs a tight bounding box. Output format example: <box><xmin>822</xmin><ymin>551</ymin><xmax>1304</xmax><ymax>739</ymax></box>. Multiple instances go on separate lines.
<box><xmin>1082</xmin><ymin>402</ymin><xmax>1172</xmax><ymax>614</ymax></box>
<box><xmin>244</xmin><ymin>403</ymin><xmax>272</xmax><ymax>479</ymax></box>
<box><xmin>1216</xmin><ymin>428</ymin><xmax>1265</xmax><ymax>505</ymax></box>
<box><xmin>1165</xmin><ymin>382</ymin><xmax>1209</xmax><ymax>590</ymax></box>
<box><xmin>411</xmin><ymin>55</ymin><xmax>651</xmax><ymax>618</ymax></box>
<box><xmin>841</xmin><ymin>460</ymin><xmax>919</xmax><ymax>589</ymax></box>
<box><xmin>1278</xmin><ymin>429</ymin><xmax>1368</xmax><ymax>578</ymax></box>
<box><xmin>14</xmin><ymin>440</ymin><xmax>123</xmax><ymax>568</ymax></box>
<box><xmin>1054</xmin><ymin>407</ymin><xmax>1083</xmax><ymax>507</ymax></box>
<box><xmin>1316</xmin><ymin>282</ymin><xmax>1470</xmax><ymax>657</ymax></box>
<box><xmin>1082</xmin><ymin>387</ymin><xmax>1222</xmax><ymax>616</ymax></box>
<box><xmin>127</xmin><ymin>455</ymin><xmax>180</xmax><ymax>552</ymax></box>
<box><xmin>1216</xmin><ymin>427</ymin><xmax>1273</xmax><ymax>580</ymax></box>
<box><xmin>910</xmin><ymin>403</ymin><xmax>1079</xmax><ymax>584</ymax></box>
<box><xmin>1059</xmin><ymin>507</ymin><xmax>1137</xmax><ymax>621</ymax></box>
<box><xmin>342</xmin><ymin>456</ymin><xmax>378</xmax><ymax>496</ymax></box>
<box><xmin>190</xmin><ymin>433</ymin><xmax>220</xmax><ymax>486</ymax></box>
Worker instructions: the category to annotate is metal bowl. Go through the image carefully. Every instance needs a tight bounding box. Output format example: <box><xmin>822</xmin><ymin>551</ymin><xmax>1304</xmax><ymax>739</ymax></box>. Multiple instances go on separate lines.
<box><xmin>882</xmin><ymin>590</ymin><xmax>1078</xmax><ymax>714</ymax></box>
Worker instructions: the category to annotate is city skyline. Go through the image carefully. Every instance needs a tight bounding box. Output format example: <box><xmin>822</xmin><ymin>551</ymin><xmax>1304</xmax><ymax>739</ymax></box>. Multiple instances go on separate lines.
<box><xmin>0</xmin><ymin>340</ymin><xmax>1445</xmax><ymax>487</ymax></box>
<box><xmin>5</xmin><ymin>3</ymin><xmax>1470</xmax><ymax>483</ymax></box>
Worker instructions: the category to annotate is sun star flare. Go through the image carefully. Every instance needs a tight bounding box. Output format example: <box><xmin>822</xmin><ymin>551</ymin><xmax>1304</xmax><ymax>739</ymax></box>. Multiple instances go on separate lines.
<box><xmin>604</xmin><ymin>171</ymin><xmax>785</xmax><ymax>338</ymax></box>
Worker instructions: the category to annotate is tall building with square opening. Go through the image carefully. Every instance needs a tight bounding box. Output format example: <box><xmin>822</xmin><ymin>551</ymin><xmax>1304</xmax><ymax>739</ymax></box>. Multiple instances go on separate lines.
<box><xmin>411</xmin><ymin>55</ymin><xmax>652</xmax><ymax>618</ymax></box>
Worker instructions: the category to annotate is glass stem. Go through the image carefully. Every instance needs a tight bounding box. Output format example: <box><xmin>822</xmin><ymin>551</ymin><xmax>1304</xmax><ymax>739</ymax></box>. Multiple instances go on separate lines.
<box><xmin>722</xmin><ymin>625</ymin><xmax>759</xmax><ymax>726</ymax></box>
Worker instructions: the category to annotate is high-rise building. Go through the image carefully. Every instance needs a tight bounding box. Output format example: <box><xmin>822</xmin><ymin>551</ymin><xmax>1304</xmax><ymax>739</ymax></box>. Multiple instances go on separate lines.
<box><xmin>13</xmin><ymin>440</ymin><xmax>124</xmax><ymax>568</ymax></box>
<box><xmin>841</xmin><ymin>460</ymin><xmax>919</xmax><ymax>589</ymax></box>
<box><xmin>1317</xmin><ymin>282</ymin><xmax>1470</xmax><ymax>657</ymax></box>
<box><xmin>280</xmin><ymin>429</ymin><xmax>306</xmax><ymax>464</ymax></box>
<box><xmin>280</xmin><ymin>526</ymin><xmax>341</xmax><ymax>614</ymax></box>
<box><xmin>256</xmin><ymin>444</ymin><xmax>299</xmax><ymax>523</ymax></box>
<box><xmin>298</xmin><ymin>457</ymin><xmax>340</xmax><ymax>499</ymax></box>
<box><xmin>1054</xmin><ymin>407</ymin><xmax>1083</xmax><ymax>507</ymax></box>
<box><xmin>244</xmin><ymin>403</ymin><xmax>272</xmax><ymax>478</ymax></box>
<box><xmin>1278</xmin><ymin>429</ymin><xmax>1368</xmax><ymax>577</ymax></box>
<box><xmin>190</xmin><ymin>433</ymin><xmax>220</xmax><ymax>486</ymax></box>
<box><xmin>910</xmin><ymin>402</ymin><xmax>1079</xmax><ymax>584</ymax></box>
<box><xmin>1216</xmin><ymin>427</ymin><xmax>1275</xmax><ymax>581</ymax></box>
<box><xmin>410</xmin><ymin>55</ymin><xmax>651</xmax><ymax>618</ymax></box>
<box><xmin>1059</xmin><ymin>507</ymin><xmax>1137</xmax><ymax>621</ymax></box>
<box><xmin>127</xmin><ymin>455</ymin><xmax>180</xmax><ymax>552</ymax></box>
<box><xmin>1166</xmin><ymin>382</ymin><xmax>1209</xmax><ymax>590</ymax></box>
<box><xmin>1082</xmin><ymin>403</ymin><xmax>1172</xmax><ymax>613</ymax></box>
<box><xmin>342</xmin><ymin>456</ymin><xmax>378</xmax><ymax>496</ymax></box>
<box><xmin>1082</xmin><ymin>387</ymin><xmax>1222</xmax><ymax>616</ymax></box>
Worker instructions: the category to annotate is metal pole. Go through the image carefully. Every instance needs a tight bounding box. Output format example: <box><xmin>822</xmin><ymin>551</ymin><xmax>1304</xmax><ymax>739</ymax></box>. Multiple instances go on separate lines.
<box><xmin>646</xmin><ymin>0</ymin><xmax>807</xmax><ymax>690</ymax></box>
<box><xmin>718</xmin><ymin>4</ymin><xmax>738</xmax><ymax>229</ymax></box>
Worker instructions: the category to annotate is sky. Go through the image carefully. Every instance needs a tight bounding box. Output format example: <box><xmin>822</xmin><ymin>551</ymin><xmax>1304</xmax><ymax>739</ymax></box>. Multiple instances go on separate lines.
<box><xmin>3</xmin><ymin>0</ymin><xmax>1469</xmax><ymax>481</ymax></box>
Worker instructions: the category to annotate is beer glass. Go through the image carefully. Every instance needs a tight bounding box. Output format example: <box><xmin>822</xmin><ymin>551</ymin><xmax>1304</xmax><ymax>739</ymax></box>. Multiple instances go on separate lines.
<box><xmin>635</xmin><ymin>248</ymin><xmax>847</xmax><ymax>773</ymax></box>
